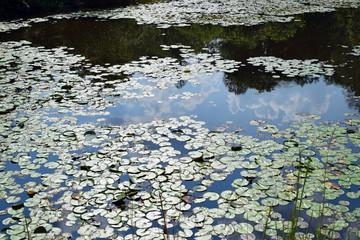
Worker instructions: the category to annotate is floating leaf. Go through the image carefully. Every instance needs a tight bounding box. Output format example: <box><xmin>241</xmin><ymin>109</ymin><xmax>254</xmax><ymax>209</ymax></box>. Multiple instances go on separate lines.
<box><xmin>213</xmin><ymin>224</ymin><xmax>234</xmax><ymax>236</ymax></box>
<box><xmin>6</xmin><ymin>196</ymin><xmax>21</xmax><ymax>204</ymax></box>
<box><xmin>203</xmin><ymin>192</ymin><xmax>219</xmax><ymax>201</ymax></box>
<box><xmin>261</xmin><ymin>198</ymin><xmax>279</xmax><ymax>207</ymax></box>
<box><xmin>232</xmin><ymin>179</ymin><xmax>249</xmax><ymax>187</ymax></box>
<box><xmin>221</xmin><ymin>190</ymin><xmax>239</xmax><ymax>201</ymax></box>
<box><xmin>24</xmin><ymin>197</ymin><xmax>41</xmax><ymax>207</ymax></box>
<box><xmin>136</xmin><ymin>218</ymin><xmax>152</xmax><ymax>229</ymax></box>
<box><xmin>278</xmin><ymin>191</ymin><xmax>296</xmax><ymax>201</ymax></box>
<box><xmin>346</xmin><ymin>192</ymin><xmax>359</xmax><ymax>199</ymax></box>
<box><xmin>233</xmin><ymin>223</ymin><xmax>254</xmax><ymax>234</ymax></box>
<box><xmin>6</xmin><ymin>224</ymin><xmax>25</xmax><ymax>236</ymax></box>
<box><xmin>306</xmin><ymin>209</ymin><xmax>321</xmax><ymax>218</ymax></box>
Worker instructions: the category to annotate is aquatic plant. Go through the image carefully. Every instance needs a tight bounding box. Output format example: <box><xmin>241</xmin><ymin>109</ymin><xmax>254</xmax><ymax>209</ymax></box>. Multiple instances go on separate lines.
<box><xmin>247</xmin><ymin>56</ymin><xmax>335</xmax><ymax>78</ymax></box>
<box><xmin>1</xmin><ymin>36</ymin><xmax>360</xmax><ymax>239</ymax></box>
<box><xmin>1</xmin><ymin>105</ymin><xmax>360</xmax><ymax>239</ymax></box>
<box><xmin>349</xmin><ymin>46</ymin><xmax>360</xmax><ymax>56</ymax></box>
<box><xmin>1</xmin><ymin>0</ymin><xmax>360</xmax><ymax>32</ymax></box>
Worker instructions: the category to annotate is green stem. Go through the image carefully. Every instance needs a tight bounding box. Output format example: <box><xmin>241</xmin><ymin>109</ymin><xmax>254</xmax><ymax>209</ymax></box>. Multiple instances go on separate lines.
<box><xmin>346</xmin><ymin>227</ymin><xmax>350</xmax><ymax>240</ymax></box>
<box><xmin>295</xmin><ymin>156</ymin><xmax>311</xmax><ymax>218</ymax></box>
<box><xmin>159</xmin><ymin>192</ymin><xmax>170</xmax><ymax>240</ymax></box>
<box><xmin>290</xmin><ymin>150</ymin><xmax>303</xmax><ymax>239</ymax></box>
<box><xmin>24</xmin><ymin>216</ymin><xmax>30</xmax><ymax>240</ymax></box>
<box><xmin>263</xmin><ymin>205</ymin><xmax>272</xmax><ymax>240</ymax></box>
<box><xmin>325</xmin><ymin>214</ymin><xmax>337</xmax><ymax>240</ymax></box>
<box><xmin>274</xmin><ymin>209</ymin><xmax>279</xmax><ymax>240</ymax></box>
<box><xmin>305</xmin><ymin>214</ymin><xmax>313</xmax><ymax>239</ymax></box>
<box><xmin>317</xmin><ymin>129</ymin><xmax>335</xmax><ymax>239</ymax></box>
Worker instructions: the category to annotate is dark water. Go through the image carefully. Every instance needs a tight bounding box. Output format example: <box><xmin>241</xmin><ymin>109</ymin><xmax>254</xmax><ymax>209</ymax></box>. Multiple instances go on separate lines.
<box><xmin>1</xmin><ymin>8</ymin><xmax>359</xmax><ymax>134</ymax></box>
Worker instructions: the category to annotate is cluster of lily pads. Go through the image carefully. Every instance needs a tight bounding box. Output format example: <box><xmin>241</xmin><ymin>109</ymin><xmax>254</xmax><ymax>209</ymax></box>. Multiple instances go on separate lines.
<box><xmin>247</xmin><ymin>56</ymin><xmax>335</xmax><ymax>78</ymax></box>
<box><xmin>36</xmin><ymin>0</ymin><xmax>360</xmax><ymax>28</ymax></box>
<box><xmin>1</xmin><ymin>0</ymin><xmax>360</xmax><ymax>32</ymax></box>
<box><xmin>0</xmin><ymin>41</ymin><xmax>240</xmax><ymax>119</ymax></box>
<box><xmin>0</xmin><ymin>17</ymin><xmax>48</xmax><ymax>33</ymax></box>
<box><xmin>349</xmin><ymin>46</ymin><xmax>360</xmax><ymax>57</ymax></box>
<box><xmin>2</xmin><ymin>107</ymin><xmax>360</xmax><ymax>239</ymax></box>
<box><xmin>87</xmin><ymin>44</ymin><xmax>240</xmax><ymax>98</ymax></box>
<box><xmin>0</xmin><ymin>19</ymin><xmax>359</xmax><ymax>240</ymax></box>
<box><xmin>88</xmin><ymin>0</ymin><xmax>360</xmax><ymax>28</ymax></box>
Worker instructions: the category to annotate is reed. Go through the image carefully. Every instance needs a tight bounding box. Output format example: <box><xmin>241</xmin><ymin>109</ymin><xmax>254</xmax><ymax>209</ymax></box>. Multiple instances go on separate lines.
<box><xmin>159</xmin><ymin>191</ymin><xmax>170</xmax><ymax>240</ymax></box>
<box><xmin>24</xmin><ymin>216</ymin><xmax>30</xmax><ymax>240</ymax></box>
<box><xmin>259</xmin><ymin>128</ymin><xmax>342</xmax><ymax>240</ymax></box>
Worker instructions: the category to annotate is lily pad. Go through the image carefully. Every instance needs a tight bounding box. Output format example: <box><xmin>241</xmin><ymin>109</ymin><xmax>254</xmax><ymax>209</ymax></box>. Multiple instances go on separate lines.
<box><xmin>234</xmin><ymin>223</ymin><xmax>254</xmax><ymax>234</ymax></box>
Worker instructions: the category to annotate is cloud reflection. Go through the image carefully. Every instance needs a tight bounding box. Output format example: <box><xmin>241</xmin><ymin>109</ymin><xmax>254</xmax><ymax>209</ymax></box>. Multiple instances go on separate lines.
<box><xmin>106</xmin><ymin>72</ymin><xmax>225</xmax><ymax>125</ymax></box>
<box><xmin>227</xmin><ymin>79</ymin><xmax>337</xmax><ymax>122</ymax></box>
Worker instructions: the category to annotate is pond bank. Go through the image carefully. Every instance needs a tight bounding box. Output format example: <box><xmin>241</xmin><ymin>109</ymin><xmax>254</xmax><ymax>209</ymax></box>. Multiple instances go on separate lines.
<box><xmin>0</xmin><ymin>0</ymin><xmax>137</xmax><ymax>21</ymax></box>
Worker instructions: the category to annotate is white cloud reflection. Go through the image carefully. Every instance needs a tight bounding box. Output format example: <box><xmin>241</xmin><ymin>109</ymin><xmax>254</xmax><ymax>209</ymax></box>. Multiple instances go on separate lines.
<box><xmin>105</xmin><ymin>73</ymin><xmax>348</xmax><ymax>128</ymax></box>
<box><xmin>227</xmin><ymin>79</ymin><xmax>337</xmax><ymax>122</ymax></box>
<box><xmin>105</xmin><ymin>72</ymin><xmax>225</xmax><ymax>125</ymax></box>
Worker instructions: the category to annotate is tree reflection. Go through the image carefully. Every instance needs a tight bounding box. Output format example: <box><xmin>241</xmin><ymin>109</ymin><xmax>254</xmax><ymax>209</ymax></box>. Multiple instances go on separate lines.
<box><xmin>0</xmin><ymin>8</ymin><xmax>359</xmax><ymax>110</ymax></box>
<box><xmin>218</xmin><ymin>8</ymin><xmax>360</xmax><ymax>113</ymax></box>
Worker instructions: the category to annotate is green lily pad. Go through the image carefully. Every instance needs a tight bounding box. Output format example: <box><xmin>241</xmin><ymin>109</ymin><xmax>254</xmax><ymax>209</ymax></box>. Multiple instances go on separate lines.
<box><xmin>233</xmin><ymin>223</ymin><xmax>254</xmax><ymax>234</ymax></box>
<box><xmin>203</xmin><ymin>192</ymin><xmax>220</xmax><ymax>201</ymax></box>
<box><xmin>136</xmin><ymin>218</ymin><xmax>152</xmax><ymax>229</ymax></box>
<box><xmin>241</xmin><ymin>161</ymin><xmax>259</xmax><ymax>169</ymax></box>
<box><xmin>278</xmin><ymin>191</ymin><xmax>296</xmax><ymax>201</ymax></box>
<box><xmin>221</xmin><ymin>190</ymin><xmax>239</xmax><ymax>201</ymax></box>
<box><xmin>6</xmin><ymin>224</ymin><xmax>25</xmax><ymax>235</ymax></box>
<box><xmin>261</xmin><ymin>198</ymin><xmax>279</xmax><ymax>207</ymax></box>
<box><xmin>232</xmin><ymin>178</ymin><xmax>249</xmax><ymax>187</ymax></box>
<box><xmin>213</xmin><ymin>224</ymin><xmax>234</xmax><ymax>236</ymax></box>
<box><xmin>306</xmin><ymin>209</ymin><xmax>321</xmax><ymax>218</ymax></box>
<box><xmin>24</xmin><ymin>197</ymin><xmax>41</xmax><ymax>207</ymax></box>
<box><xmin>6</xmin><ymin>196</ymin><xmax>21</xmax><ymax>204</ymax></box>
<box><xmin>346</xmin><ymin>192</ymin><xmax>359</xmax><ymax>199</ymax></box>
<box><xmin>327</xmin><ymin>219</ymin><xmax>348</xmax><ymax>231</ymax></box>
<box><xmin>209</xmin><ymin>172</ymin><xmax>227</xmax><ymax>181</ymax></box>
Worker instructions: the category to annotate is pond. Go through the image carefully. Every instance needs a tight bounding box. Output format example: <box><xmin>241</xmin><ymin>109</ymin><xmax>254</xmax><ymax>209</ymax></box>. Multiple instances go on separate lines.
<box><xmin>0</xmin><ymin>1</ymin><xmax>360</xmax><ymax>239</ymax></box>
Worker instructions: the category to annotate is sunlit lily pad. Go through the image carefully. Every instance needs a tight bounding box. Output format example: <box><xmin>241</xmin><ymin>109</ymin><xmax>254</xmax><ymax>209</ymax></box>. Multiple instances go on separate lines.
<box><xmin>232</xmin><ymin>179</ymin><xmax>249</xmax><ymax>187</ymax></box>
<box><xmin>136</xmin><ymin>218</ymin><xmax>152</xmax><ymax>229</ymax></box>
<box><xmin>203</xmin><ymin>192</ymin><xmax>220</xmax><ymax>201</ymax></box>
<box><xmin>233</xmin><ymin>223</ymin><xmax>254</xmax><ymax>234</ymax></box>
<box><xmin>241</xmin><ymin>162</ymin><xmax>258</xmax><ymax>169</ymax></box>
<box><xmin>6</xmin><ymin>196</ymin><xmax>21</xmax><ymax>204</ymax></box>
<box><xmin>210</xmin><ymin>172</ymin><xmax>227</xmax><ymax>181</ymax></box>
<box><xmin>24</xmin><ymin>197</ymin><xmax>41</xmax><ymax>207</ymax></box>
<box><xmin>6</xmin><ymin>224</ymin><xmax>25</xmax><ymax>236</ymax></box>
<box><xmin>221</xmin><ymin>190</ymin><xmax>239</xmax><ymax>201</ymax></box>
<box><xmin>261</xmin><ymin>198</ymin><xmax>279</xmax><ymax>207</ymax></box>
<box><xmin>346</xmin><ymin>192</ymin><xmax>359</xmax><ymax>199</ymax></box>
<box><xmin>278</xmin><ymin>191</ymin><xmax>296</xmax><ymax>201</ymax></box>
<box><xmin>213</xmin><ymin>224</ymin><xmax>234</xmax><ymax>236</ymax></box>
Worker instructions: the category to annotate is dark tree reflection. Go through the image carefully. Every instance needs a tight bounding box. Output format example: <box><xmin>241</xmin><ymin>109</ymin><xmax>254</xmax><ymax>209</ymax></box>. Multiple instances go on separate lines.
<box><xmin>0</xmin><ymin>8</ymin><xmax>359</xmax><ymax>111</ymax></box>
<box><xmin>218</xmin><ymin>8</ymin><xmax>360</xmax><ymax>114</ymax></box>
